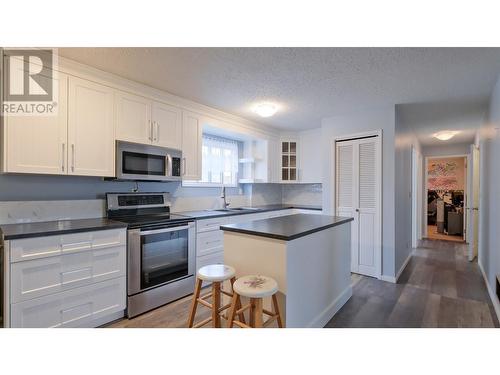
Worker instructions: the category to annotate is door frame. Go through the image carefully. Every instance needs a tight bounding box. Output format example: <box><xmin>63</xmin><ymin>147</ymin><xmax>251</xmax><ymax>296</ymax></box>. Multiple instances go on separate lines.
<box><xmin>423</xmin><ymin>154</ymin><xmax>468</xmax><ymax>241</ymax></box>
<box><xmin>332</xmin><ymin>129</ymin><xmax>382</xmax><ymax>279</ymax></box>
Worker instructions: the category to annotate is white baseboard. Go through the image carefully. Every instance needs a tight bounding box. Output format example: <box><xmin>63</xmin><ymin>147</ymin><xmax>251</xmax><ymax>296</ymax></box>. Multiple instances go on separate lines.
<box><xmin>380</xmin><ymin>250</ymin><xmax>414</xmax><ymax>284</ymax></box>
<box><xmin>308</xmin><ymin>285</ymin><xmax>352</xmax><ymax>328</ymax></box>
<box><xmin>478</xmin><ymin>261</ymin><xmax>500</xmax><ymax>324</ymax></box>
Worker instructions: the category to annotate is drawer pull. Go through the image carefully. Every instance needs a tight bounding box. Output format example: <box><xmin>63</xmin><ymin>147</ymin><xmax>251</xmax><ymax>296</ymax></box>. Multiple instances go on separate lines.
<box><xmin>60</xmin><ymin>267</ymin><xmax>93</xmax><ymax>285</ymax></box>
<box><xmin>205</xmin><ymin>240</ymin><xmax>221</xmax><ymax>245</ymax></box>
<box><xmin>61</xmin><ymin>242</ymin><xmax>92</xmax><ymax>253</ymax></box>
<box><xmin>92</xmin><ymin>241</ymin><xmax>121</xmax><ymax>249</ymax></box>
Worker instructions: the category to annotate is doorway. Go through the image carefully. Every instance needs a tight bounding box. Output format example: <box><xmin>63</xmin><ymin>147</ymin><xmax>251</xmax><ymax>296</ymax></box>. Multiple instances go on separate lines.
<box><xmin>424</xmin><ymin>155</ymin><xmax>467</xmax><ymax>243</ymax></box>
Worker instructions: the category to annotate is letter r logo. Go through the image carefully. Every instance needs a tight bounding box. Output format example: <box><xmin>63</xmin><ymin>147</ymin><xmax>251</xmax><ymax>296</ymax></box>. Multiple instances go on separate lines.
<box><xmin>4</xmin><ymin>49</ymin><xmax>53</xmax><ymax>102</ymax></box>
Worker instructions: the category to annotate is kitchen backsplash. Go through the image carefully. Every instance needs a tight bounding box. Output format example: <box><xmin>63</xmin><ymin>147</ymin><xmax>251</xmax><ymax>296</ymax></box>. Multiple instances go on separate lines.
<box><xmin>0</xmin><ymin>173</ymin><xmax>321</xmax><ymax>224</ymax></box>
<box><xmin>282</xmin><ymin>183</ymin><xmax>322</xmax><ymax>206</ymax></box>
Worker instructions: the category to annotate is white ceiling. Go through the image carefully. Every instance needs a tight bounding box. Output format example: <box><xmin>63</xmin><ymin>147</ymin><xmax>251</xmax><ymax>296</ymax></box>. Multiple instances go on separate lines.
<box><xmin>58</xmin><ymin>48</ymin><xmax>500</xmax><ymax>132</ymax></box>
<box><xmin>397</xmin><ymin>100</ymin><xmax>487</xmax><ymax>147</ymax></box>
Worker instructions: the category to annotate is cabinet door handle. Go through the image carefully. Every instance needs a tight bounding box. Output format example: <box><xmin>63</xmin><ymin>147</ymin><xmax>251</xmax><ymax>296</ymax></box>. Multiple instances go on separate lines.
<box><xmin>71</xmin><ymin>144</ymin><xmax>75</xmax><ymax>172</ymax></box>
<box><xmin>148</xmin><ymin>120</ymin><xmax>152</xmax><ymax>141</ymax></box>
<box><xmin>155</xmin><ymin>121</ymin><xmax>159</xmax><ymax>142</ymax></box>
<box><xmin>61</xmin><ymin>143</ymin><xmax>65</xmax><ymax>172</ymax></box>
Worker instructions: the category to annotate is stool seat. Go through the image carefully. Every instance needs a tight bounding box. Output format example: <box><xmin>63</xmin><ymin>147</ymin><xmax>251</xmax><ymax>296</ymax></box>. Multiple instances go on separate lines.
<box><xmin>233</xmin><ymin>275</ymin><xmax>278</xmax><ymax>298</ymax></box>
<box><xmin>197</xmin><ymin>264</ymin><xmax>236</xmax><ymax>282</ymax></box>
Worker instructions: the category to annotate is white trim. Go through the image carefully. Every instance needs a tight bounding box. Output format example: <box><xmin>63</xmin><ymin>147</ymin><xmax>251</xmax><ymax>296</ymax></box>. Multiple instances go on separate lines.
<box><xmin>307</xmin><ymin>285</ymin><xmax>352</xmax><ymax>328</ymax></box>
<box><xmin>332</xmin><ymin>129</ymin><xmax>383</xmax><ymax>279</ymax></box>
<box><xmin>380</xmin><ymin>250</ymin><xmax>413</xmax><ymax>284</ymax></box>
<box><xmin>478</xmin><ymin>260</ymin><xmax>500</xmax><ymax>324</ymax></box>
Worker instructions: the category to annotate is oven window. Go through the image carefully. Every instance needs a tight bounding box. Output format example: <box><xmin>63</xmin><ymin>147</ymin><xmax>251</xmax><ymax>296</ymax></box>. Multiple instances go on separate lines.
<box><xmin>141</xmin><ymin>228</ymin><xmax>189</xmax><ymax>290</ymax></box>
<box><xmin>123</xmin><ymin>151</ymin><xmax>165</xmax><ymax>176</ymax></box>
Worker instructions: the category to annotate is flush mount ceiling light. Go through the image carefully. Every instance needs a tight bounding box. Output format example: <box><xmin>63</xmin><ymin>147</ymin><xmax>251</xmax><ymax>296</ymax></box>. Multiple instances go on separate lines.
<box><xmin>432</xmin><ymin>130</ymin><xmax>461</xmax><ymax>141</ymax></box>
<box><xmin>252</xmin><ymin>102</ymin><xmax>278</xmax><ymax>118</ymax></box>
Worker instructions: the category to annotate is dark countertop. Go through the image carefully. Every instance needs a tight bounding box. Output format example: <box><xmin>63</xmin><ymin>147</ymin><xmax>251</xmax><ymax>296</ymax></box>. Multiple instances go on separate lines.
<box><xmin>220</xmin><ymin>214</ymin><xmax>353</xmax><ymax>241</ymax></box>
<box><xmin>0</xmin><ymin>218</ymin><xmax>128</xmax><ymax>240</ymax></box>
<box><xmin>175</xmin><ymin>204</ymin><xmax>322</xmax><ymax>220</ymax></box>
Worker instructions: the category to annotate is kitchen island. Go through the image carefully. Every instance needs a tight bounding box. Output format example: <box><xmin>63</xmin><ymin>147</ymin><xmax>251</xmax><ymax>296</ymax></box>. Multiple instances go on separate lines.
<box><xmin>221</xmin><ymin>214</ymin><xmax>353</xmax><ymax>328</ymax></box>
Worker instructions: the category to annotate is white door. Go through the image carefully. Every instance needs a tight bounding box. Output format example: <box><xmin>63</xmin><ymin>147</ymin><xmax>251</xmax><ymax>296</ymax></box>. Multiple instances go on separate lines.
<box><xmin>336</xmin><ymin>136</ymin><xmax>381</xmax><ymax>278</ymax></box>
<box><xmin>4</xmin><ymin>72</ymin><xmax>68</xmax><ymax>175</ymax></box>
<box><xmin>181</xmin><ymin>110</ymin><xmax>202</xmax><ymax>180</ymax></box>
<box><xmin>115</xmin><ymin>91</ymin><xmax>152</xmax><ymax>144</ymax></box>
<box><xmin>152</xmin><ymin>101</ymin><xmax>182</xmax><ymax>149</ymax></box>
<box><xmin>68</xmin><ymin>77</ymin><xmax>115</xmax><ymax>177</ymax></box>
<box><xmin>467</xmin><ymin>144</ymin><xmax>480</xmax><ymax>261</ymax></box>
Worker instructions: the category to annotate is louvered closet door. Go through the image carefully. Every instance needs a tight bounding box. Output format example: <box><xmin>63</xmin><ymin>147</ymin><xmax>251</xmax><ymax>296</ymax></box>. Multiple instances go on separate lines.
<box><xmin>336</xmin><ymin>136</ymin><xmax>380</xmax><ymax>277</ymax></box>
<box><xmin>336</xmin><ymin>141</ymin><xmax>358</xmax><ymax>272</ymax></box>
<box><xmin>356</xmin><ymin>138</ymin><xmax>379</xmax><ymax>277</ymax></box>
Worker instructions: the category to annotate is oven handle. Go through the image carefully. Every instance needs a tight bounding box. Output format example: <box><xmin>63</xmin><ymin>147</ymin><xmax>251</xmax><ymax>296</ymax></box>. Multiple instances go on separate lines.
<box><xmin>140</xmin><ymin>224</ymin><xmax>192</xmax><ymax>235</ymax></box>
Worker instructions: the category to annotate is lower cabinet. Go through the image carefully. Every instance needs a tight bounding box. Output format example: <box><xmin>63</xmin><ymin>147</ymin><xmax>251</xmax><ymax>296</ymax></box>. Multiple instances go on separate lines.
<box><xmin>4</xmin><ymin>228</ymin><xmax>127</xmax><ymax>328</ymax></box>
<box><xmin>10</xmin><ymin>277</ymin><xmax>126</xmax><ymax>328</ymax></box>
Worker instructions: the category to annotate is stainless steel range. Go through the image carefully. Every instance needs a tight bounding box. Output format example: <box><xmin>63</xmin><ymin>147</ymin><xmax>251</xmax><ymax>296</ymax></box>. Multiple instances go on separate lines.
<box><xmin>106</xmin><ymin>192</ymin><xmax>195</xmax><ymax>318</ymax></box>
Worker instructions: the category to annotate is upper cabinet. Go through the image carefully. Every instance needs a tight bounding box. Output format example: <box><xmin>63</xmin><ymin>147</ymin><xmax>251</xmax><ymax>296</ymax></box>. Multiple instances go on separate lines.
<box><xmin>280</xmin><ymin>139</ymin><xmax>298</xmax><ymax>182</ymax></box>
<box><xmin>68</xmin><ymin>76</ymin><xmax>115</xmax><ymax>177</ymax></box>
<box><xmin>115</xmin><ymin>91</ymin><xmax>182</xmax><ymax>149</ymax></box>
<box><xmin>3</xmin><ymin>72</ymin><xmax>69</xmax><ymax>175</ymax></box>
<box><xmin>115</xmin><ymin>91</ymin><xmax>151</xmax><ymax>144</ymax></box>
<box><xmin>181</xmin><ymin>110</ymin><xmax>203</xmax><ymax>180</ymax></box>
<box><xmin>152</xmin><ymin>101</ymin><xmax>182</xmax><ymax>149</ymax></box>
<box><xmin>2</xmin><ymin>65</ymin><xmax>115</xmax><ymax>177</ymax></box>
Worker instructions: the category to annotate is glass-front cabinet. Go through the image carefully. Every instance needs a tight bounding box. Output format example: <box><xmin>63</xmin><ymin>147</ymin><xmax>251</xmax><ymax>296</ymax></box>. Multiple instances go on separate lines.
<box><xmin>280</xmin><ymin>140</ymin><xmax>298</xmax><ymax>182</ymax></box>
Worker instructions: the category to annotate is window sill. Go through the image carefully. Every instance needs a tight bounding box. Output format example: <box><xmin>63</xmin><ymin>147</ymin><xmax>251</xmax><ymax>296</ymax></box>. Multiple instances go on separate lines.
<box><xmin>182</xmin><ymin>182</ymin><xmax>239</xmax><ymax>189</ymax></box>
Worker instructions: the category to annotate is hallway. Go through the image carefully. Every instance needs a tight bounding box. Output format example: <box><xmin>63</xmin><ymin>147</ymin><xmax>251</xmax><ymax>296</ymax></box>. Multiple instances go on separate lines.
<box><xmin>326</xmin><ymin>239</ymin><xmax>499</xmax><ymax>328</ymax></box>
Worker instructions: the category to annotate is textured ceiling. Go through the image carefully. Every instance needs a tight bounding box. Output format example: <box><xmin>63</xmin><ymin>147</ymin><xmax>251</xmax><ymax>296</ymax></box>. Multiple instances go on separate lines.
<box><xmin>397</xmin><ymin>100</ymin><xmax>487</xmax><ymax>147</ymax></box>
<box><xmin>58</xmin><ymin>48</ymin><xmax>500</xmax><ymax>131</ymax></box>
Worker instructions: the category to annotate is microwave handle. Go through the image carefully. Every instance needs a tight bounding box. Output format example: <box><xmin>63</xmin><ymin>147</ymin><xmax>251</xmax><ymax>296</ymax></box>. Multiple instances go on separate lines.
<box><xmin>166</xmin><ymin>154</ymin><xmax>173</xmax><ymax>177</ymax></box>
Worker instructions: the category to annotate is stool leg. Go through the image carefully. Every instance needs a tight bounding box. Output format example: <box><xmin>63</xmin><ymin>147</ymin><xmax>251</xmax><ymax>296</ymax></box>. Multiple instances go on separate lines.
<box><xmin>251</xmin><ymin>298</ymin><xmax>263</xmax><ymax>328</ymax></box>
<box><xmin>272</xmin><ymin>294</ymin><xmax>283</xmax><ymax>328</ymax></box>
<box><xmin>187</xmin><ymin>278</ymin><xmax>202</xmax><ymax>328</ymax></box>
<box><xmin>230</xmin><ymin>277</ymin><xmax>246</xmax><ymax>324</ymax></box>
<box><xmin>212</xmin><ymin>281</ymin><xmax>221</xmax><ymax>328</ymax></box>
<box><xmin>227</xmin><ymin>292</ymin><xmax>239</xmax><ymax>328</ymax></box>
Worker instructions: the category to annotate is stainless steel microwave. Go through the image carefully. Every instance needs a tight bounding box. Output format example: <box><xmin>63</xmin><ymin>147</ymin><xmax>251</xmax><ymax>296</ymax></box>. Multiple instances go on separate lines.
<box><xmin>116</xmin><ymin>141</ymin><xmax>182</xmax><ymax>181</ymax></box>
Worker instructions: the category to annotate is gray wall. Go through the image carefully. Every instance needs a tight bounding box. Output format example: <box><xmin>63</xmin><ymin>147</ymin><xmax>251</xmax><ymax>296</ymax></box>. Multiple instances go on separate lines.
<box><xmin>0</xmin><ymin>173</ymin><xmax>242</xmax><ymax>201</ymax></box>
<box><xmin>478</xmin><ymin>73</ymin><xmax>500</xmax><ymax>314</ymax></box>
<box><xmin>394</xmin><ymin>105</ymin><xmax>422</xmax><ymax>276</ymax></box>
<box><xmin>321</xmin><ymin>106</ymin><xmax>396</xmax><ymax>277</ymax></box>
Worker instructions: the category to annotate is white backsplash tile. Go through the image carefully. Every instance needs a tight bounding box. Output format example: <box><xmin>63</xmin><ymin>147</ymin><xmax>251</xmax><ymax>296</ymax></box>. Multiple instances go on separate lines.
<box><xmin>282</xmin><ymin>184</ymin><xmax>322</xmax><ymax>206</ymax></box>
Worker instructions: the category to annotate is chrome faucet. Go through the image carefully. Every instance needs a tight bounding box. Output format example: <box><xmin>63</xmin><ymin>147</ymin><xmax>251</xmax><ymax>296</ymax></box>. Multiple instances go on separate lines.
<box><xmin>220</xmin><ymin>186</ymin><xmax>230</xmax><ymax>209</ymax></box>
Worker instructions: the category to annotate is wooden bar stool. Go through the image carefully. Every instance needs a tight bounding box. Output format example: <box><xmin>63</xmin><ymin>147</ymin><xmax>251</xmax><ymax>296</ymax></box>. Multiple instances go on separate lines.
<box><xmin>187</xmin><ymin>264</ymin><xmax>245</xmax><ymax>328</ymax></box>
<box><xmin>227</xmin><ymin>275</ymin><xmax>283</xmax><ymax>328</ymax></box>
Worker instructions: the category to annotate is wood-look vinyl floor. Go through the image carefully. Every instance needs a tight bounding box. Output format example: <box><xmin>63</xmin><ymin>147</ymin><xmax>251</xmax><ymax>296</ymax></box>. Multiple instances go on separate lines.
<box><xmin>326</xmin><ymin>239</ymin><xmax>499</xmax><ymax>328</ymax></box>
<box><xmin>107</xmin><ymin>239</ymin><xmax>498</xmax><ymax>328</ymax></box>
<box><xmin>427</xmin><ymin>225</ymin><xmax>464</xmax><ymax>243</ymax></box>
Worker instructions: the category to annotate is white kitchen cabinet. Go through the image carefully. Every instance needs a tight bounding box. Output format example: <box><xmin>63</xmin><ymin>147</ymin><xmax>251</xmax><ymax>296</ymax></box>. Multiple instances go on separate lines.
<box><xmin>11</xmin><ymin>245</ymin><xmax>126</xmax><ymax>303</ymax></box>
<box><xmin>10</xmin><ymin>277</ymin><xmax>126</xmax><ymax>328</ymax></box>
<box><xmin>152</xmin><ymin>101</ymin><xmax>182</xmax><ymax>149</ymax></box>
<box><xmin>2</xmin><ymin>71</ymin><xmax>69</xmax><ymax>174</ymax></box>
<box><xmin>115</xmin><ymin>91</ymin><xmax>182</xmax><ymax>149</ymax></box>
<box><xmin>4</xmin><ymin>228</ymin><xmax>127</xmax><ymax>328</ymax></box>
<box><xmin>181</xmin><ymin>110</ymin><xmax>203</xmax><ymax>180</ymax></box>
<box><xmin>115</xmin><ymin>90</ymin><xmax>152</xmax><ymax>144</ymax></box>
<box><xmin>68</xmin><ymin>76</ymin><xmax>115</xmax><ymax>177</ymax></box>
<box><xmin>280</xmin><ymin>139</ymin><xmax>299</xmax><ymax>182</ymax></box>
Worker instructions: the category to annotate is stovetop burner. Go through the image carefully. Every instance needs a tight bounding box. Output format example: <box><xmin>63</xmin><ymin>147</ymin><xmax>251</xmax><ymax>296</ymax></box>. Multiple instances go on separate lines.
<box><xmin>106</xmin><ymin>192</ymin><xmax>192</xmax><ymax>228</ymax></box>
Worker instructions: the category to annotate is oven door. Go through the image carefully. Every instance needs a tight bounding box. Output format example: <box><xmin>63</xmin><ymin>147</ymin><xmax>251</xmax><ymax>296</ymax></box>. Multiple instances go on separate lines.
<box><xmin>128</xmin><ymin>222</ymin><xmax>195</xmax><ymax>295</ymax></box>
